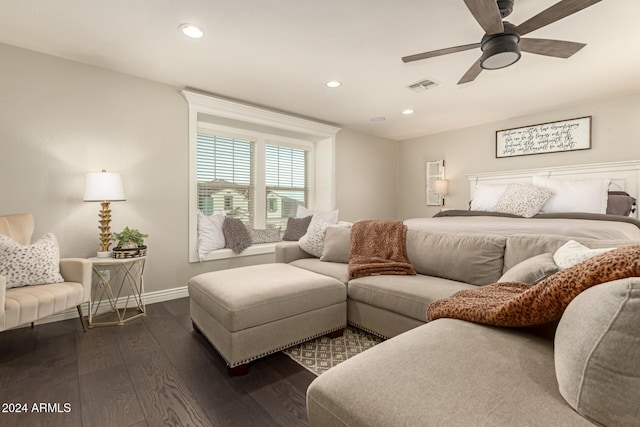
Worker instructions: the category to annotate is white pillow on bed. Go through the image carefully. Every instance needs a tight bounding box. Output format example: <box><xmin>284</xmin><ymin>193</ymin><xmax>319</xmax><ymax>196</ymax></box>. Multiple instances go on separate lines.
<box><xmin>532</xmin><ymin>177</ymin><xmax>610</xmax><ymax>214</ymax></box>
<box><xmin>470</xmin><ymin>184</ymin><xmax>509</xmax><ymax>211</ymax></box>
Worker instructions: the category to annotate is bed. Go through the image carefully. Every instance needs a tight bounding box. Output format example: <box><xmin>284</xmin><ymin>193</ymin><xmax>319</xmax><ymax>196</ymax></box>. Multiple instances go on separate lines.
<box><xmin>405</xmin><ymin>160</ymin><xmax>640</xmax><ymax>240</ymax></box>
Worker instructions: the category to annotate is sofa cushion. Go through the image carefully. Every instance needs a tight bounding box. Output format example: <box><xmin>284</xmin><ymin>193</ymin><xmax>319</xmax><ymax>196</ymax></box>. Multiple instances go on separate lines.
<box><xmin>290</xmin><ymin>258</ymin><xmax>350</xmax><ymax>284</ymax></box>
<box><xmin>406</xmin><ymin>231</ymin><xmax>506</xmax><ymax>286</ymax></box>
<box><xmin>320</xmin><ymin>227</ymin><xmax>351</xmax><ymax>263</ymax></box>
<box><xmin>307</xmin><ymin>319</ymin><xmax>593</xmax><ymax>427</ymax></box>
<box><xmin>498</xmin><ymin>253</ymin><xmax>558</xmax><ymax>284</ymax></box>
<box><xmin>348</xmin><ymin>274</ymin><xmax>475</xmax><ymax>322</ymax></box>
<box><xmin>555</xmin><ymin>277</ymin><xmax>640</xmax><ymax>426</ymax></box>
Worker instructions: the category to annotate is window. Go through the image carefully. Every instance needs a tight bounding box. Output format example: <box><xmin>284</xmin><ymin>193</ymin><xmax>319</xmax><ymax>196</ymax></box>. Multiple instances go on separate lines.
<box><xmin>184</xmin><ymin>90</ymin><xmax>340</xmax><ymax>262</ymax></box>
<box><xmin>266</xmin><ymin>144</ymin><xmax>308</xmax><ymax>229</ymax></box>
<box><xmin>197</xmin><ymin>134</ymin><xmax>253</xmax><ymax>223</ymax></box>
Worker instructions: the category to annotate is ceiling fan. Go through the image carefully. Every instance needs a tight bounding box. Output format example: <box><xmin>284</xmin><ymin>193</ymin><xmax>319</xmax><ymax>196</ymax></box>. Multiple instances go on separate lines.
<box><xmin>402</xmin><ymin>0</ymin><xmax>602</xmax><ymax>84</ymax></box>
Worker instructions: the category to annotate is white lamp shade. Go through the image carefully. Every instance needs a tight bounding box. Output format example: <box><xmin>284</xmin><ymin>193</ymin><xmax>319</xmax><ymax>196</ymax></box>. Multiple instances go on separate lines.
<box><xmin>83</xmin><ymin>171</ymin><xmax>126</xmax><ymax>201</ymax></box>
<box><xmin>433</xmin><ymin>179</ymin><xmax>449</xmax><ymax>196</ymax></box>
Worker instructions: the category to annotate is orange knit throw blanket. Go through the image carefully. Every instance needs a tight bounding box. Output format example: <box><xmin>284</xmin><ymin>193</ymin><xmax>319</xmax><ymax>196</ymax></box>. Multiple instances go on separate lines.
<box><xmin>348</xmin><ymin>220</ymin><xmax>416</xmax><ymax>279</ymax></box>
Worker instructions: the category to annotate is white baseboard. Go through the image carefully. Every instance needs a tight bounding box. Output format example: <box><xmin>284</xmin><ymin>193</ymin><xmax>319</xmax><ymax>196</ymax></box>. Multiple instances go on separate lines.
<box><xmin>33</xmin><ymin>285</ymin><xmax>190</xmax><ymax>326</ymax></box>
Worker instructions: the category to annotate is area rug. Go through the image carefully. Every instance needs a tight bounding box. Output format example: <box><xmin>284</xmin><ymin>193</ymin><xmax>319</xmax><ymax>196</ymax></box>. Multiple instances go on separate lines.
<box><xmin>283</xmin><ymin>327</ymin><xmax>384</xmax><ymax>376</ymax></box>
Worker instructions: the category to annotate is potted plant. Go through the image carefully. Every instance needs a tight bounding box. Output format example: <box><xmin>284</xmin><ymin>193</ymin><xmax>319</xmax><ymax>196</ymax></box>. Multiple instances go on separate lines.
<box><xmin>111</xmin><ymin>227</ymin><xmax>148</xmax><ymax>258</ymax></box>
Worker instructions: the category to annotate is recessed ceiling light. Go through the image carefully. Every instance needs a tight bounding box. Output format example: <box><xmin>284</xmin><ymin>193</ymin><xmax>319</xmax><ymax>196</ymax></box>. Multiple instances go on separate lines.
<box><xmin>402</xmin><ymin>109</ymin><xmax>414</xmax><ymax>115</ymax></box>
<box><xmin>370</xmin><ymin>116</ymin><xmax>386</xmax><ymax>122</ymax></box>
<box><xmin>326</xmin><ymin>81</ymin><xmax>342</xmax><ymax>88</ymax></box>
<box><xmin>179</xmin><ymin>23</ymin><xmax>204</xmax><ymax>39</ymax></box>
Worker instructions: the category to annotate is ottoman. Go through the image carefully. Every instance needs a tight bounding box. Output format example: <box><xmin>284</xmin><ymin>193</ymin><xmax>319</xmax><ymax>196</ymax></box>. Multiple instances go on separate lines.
<box><xmin>188</xmin><ymin>263</ymin><xmax>347</xmax><ymax>375</ymax></box>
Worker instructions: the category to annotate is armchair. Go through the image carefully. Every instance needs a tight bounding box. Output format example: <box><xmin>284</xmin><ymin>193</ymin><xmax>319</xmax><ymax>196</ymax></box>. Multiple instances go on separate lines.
<box><xmin>0</xmin><ymin>213</ymin><xmax>91</xmax><ymax>332</ymax></box>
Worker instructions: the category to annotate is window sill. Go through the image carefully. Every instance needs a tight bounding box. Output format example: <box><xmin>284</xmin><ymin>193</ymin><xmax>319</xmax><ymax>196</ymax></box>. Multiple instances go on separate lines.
<box><xmin>199</xmin><ymin>242</ymin><xmax>277</xmax><ymax>261</ymax></box>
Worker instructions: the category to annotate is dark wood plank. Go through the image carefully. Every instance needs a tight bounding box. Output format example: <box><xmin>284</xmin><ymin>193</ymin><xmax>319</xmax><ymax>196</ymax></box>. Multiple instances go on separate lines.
<box><xmin>125</xmin><ymin>348</ymin><xmax>214</xmax><ymax>427</ymax></box>
<box><xmin>76</xmin><ymin>326</ymin><xmax>123</xmax><ymax>375</ymax></box>
<box><xmin>180</xmin><ymin>363</ymin><xmax>279</xmax><ymax>427</ymax></box>
<box><xmin>78</xmin><ymin>365</ymin><xmax>145</xmax><ymax>427</ymax></box>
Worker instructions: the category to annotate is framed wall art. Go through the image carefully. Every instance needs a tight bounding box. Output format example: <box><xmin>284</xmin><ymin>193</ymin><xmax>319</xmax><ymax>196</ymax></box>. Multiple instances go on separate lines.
<box><xmin>496</xmin><ymin>116</ymin><xmax>591</xmax><ymax>158</ymax></box>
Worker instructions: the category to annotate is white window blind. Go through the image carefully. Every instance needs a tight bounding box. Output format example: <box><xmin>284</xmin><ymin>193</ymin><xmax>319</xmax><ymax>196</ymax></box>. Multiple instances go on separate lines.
<box><xmin>265</xmin><ymin>144</ymin><xmax>308</xmax><ymax>229</ymax></box>
<box><xmin>197</xmin><ymin>133</ymin><xmax>254</xmax><ymax>225</ymax></box>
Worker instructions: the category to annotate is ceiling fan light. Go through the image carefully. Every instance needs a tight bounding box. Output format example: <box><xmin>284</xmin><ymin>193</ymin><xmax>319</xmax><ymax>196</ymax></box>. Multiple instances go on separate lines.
<box><xmin>480</xmin><ymin>34</ymin><xmax>521</xmax><ymax>70</ymax></box>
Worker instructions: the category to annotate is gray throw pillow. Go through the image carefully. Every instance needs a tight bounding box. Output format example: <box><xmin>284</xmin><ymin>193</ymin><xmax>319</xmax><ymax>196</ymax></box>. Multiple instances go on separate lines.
<box><xmin>497</xmin><ymin>252</ymin><xmax>559</xmax><ymax>284</ymax></box>
<box><xmin>320</xmin><ymin>227</ymin><xmax>351</xmax><ymax>263</ymax></box>
<box><xmin>222</xmin><ymin>218</ymin><xmax>252</xmax><ymax>254</ymax></box>
<box><xmin>282</xmin><ymin>216</ymin><xmax>312</xmax><ymax>241</ymax></box>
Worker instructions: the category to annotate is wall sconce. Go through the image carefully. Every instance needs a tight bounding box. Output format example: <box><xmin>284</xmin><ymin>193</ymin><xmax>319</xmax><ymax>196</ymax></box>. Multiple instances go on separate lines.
<box><xmin>434</xmin><ymin>179</ymin><xmax>449</xmax><ymax>206</ymax></box>
<box><xmin>83</xmin><ymin>170</ymin><xmax>126</xmax><ymax>257</ymax></box>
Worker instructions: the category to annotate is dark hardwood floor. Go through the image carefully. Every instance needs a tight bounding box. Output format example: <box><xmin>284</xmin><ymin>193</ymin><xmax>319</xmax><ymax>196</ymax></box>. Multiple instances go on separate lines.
<box><xmin>0</xmin><ymin>298</ymin><xmax>316</xmax><ymax>427</ymax></box>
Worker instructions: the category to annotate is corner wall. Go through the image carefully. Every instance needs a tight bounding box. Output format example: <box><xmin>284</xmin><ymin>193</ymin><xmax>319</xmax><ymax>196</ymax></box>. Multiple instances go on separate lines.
<box><xmin>398</xmin><ymin>92</ymin><xmax>640</xmax><ymax>219</ymax></box>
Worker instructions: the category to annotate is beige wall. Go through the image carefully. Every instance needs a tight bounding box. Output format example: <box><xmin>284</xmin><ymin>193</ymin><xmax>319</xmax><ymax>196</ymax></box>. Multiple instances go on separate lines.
<box><xmin>398</xmin><ymin>92</ymin><xmax>640</xmax><ymax>219</ymax></box>
<box><xmin>335</xmin><ymin>128</ymin><xmax>399</xmax><ymax>222</ymax></box>
<box><xmin>0</xmin><ymin>43</ymin><xmax>399</xmax><ymax>294</ymax></box>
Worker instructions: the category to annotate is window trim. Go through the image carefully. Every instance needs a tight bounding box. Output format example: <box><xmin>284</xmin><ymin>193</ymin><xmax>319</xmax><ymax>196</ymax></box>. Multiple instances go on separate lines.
<box><xmin>183</xmin><ymin>90</ymin><xmax>340</xmax><ymax>262</ymax></box>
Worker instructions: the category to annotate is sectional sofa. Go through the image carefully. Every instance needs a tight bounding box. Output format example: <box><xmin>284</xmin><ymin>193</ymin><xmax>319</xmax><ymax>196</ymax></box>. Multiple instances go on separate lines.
<box><xmin>275</xmin><ymin>228</ymin><xmax>640</xmax><ymax>426</ymax></box>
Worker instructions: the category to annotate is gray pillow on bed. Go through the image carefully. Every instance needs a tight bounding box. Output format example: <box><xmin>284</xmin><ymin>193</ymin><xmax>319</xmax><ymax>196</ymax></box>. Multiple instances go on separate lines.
<box><xmin>498</xmin><ymin>252</ymin><xmax>559</xmax><ymax>284</ymax></box>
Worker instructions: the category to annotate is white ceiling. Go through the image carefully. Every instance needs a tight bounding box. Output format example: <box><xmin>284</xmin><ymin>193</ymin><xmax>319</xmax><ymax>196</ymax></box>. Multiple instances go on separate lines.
<box><xmin>1</xmin><ymin>1</ymin><xmax>639</xmax><ymax>141</ymax></box>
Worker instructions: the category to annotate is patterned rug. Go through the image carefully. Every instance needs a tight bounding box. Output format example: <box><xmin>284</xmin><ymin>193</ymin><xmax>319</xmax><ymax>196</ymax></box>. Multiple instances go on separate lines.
<box><xmin>283</xmin><ymin>327</ymin><xmax>384</xmax><ymax>376</ymax></box>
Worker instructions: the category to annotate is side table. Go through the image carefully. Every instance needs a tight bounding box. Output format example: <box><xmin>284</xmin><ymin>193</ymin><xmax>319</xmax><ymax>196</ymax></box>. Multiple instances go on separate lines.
<box><xmin>88</xmin><ymin>256</ymin><xmax>146</xmax><ymax>327</ymax></box>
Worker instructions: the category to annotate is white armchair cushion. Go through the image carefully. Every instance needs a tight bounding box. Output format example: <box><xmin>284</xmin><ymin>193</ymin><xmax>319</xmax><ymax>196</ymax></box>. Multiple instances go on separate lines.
<box><xmin>0</xmin><ymin>233</ymin><xmax>64</xmax><ymax>288</ymax></box>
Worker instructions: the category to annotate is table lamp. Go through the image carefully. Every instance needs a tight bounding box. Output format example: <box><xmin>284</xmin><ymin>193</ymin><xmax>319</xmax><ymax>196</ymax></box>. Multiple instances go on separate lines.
<box><xmin>84</xmin><ymin>170</ymin><xmax>126</xmax><ymax>257</ymax></box>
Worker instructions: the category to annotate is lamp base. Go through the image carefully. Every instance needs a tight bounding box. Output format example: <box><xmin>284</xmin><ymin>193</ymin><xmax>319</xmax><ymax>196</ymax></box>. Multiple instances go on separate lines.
<box><xmin>97</xmin><ymin>251</ymin><xmax>112</xmax><ymax>258</ymax></box>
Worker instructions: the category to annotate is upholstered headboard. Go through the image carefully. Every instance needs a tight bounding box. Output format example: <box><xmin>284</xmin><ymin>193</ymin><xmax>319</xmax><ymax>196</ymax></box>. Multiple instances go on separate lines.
<box><xmin>466</xmin><ymin>161</ymin><xmax>640</xmax><ymax>219</ymax></box>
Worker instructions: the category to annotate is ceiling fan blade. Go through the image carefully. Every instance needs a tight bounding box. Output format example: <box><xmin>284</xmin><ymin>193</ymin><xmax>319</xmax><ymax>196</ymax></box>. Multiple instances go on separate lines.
<box><xmin>402</xmin><ymin>43</ymin><xmax>480</xmax><ymax>63</ymax></box>
<box><xmin>463</xmin><ymin>0</ymin><xmax>504</xmax><ymax>35</ymax></box>
<box><xmin>458</xmin><ymin>59</ymin><xmax>483</xmax><ymax>84</ymax></box>
<box><xmin>516</xmin><ymin>0</ymin><xmax>602</xmax><ymax>36</ymax></box>
<box><xmin>519</xmin><ymin>38</ymin><xmax>586</xmax><ymax>58</ymax></box>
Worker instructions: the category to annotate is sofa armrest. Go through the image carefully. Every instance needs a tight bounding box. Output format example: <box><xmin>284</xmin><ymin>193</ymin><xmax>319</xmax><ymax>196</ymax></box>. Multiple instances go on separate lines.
<box><xmin>59</xmin><ymin>258</ymin><xmax>92</xmax><ymax>304</ymax></box>
<box><xmin>275</xmin><ymin>241</ymin><xmax>314</xmax><ymax>263</ymax></box>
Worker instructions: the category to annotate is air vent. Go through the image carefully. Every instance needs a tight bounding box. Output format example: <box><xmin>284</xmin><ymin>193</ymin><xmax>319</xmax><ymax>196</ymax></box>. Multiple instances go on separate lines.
<box><xmin>407</xmin><ymin>78</ymin><xmax>439</xmax><ymax>93</ymax></box>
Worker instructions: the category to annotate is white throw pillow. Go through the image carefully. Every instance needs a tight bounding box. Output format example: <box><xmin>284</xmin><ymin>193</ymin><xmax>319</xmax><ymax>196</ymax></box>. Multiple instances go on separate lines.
<box><xmin>197</xmin><ymin>211</ymin><xmax>226</xmax><ymax>260</ymax></box>
<box><xmin>0</xmin><ymin>233</ymin><xmax>64</xmax><ymax>288</ymax></box>
<box><xmin>296</xmin><ymin>206</ymin><xmax>339</xmax><ymax>224</ymax></box>
<box><xmin>493</xmin><ymin>184</ymin><xmax>552</xmax><ymax>218</ymax></box>
<box><xmin>553</xmin><ymin>240</ymin><xmax>615</xmax><ymax>270</ymax></box>
<box><xmin>532</xmin><ymin>176</ymin><xmax>610</xmax><ymax>214</ymax></box>
<box><xmin>470</xmin><ymin>183</ymin><xmax>509</xmax><ymax>211</ymax></box>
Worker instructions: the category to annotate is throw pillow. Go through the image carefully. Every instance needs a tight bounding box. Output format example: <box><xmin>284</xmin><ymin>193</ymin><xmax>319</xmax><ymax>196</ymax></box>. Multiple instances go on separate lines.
<box><xmin>197</xmin><ymin>211</ymin><xmax>226</xmax><ymax>261</ymax></box>
<box><xmin>222</xmin><ymin>218</ymin><xmax>252</xmax><ymax>254</ymax></box>
<box><xmin>320</xmin><ymin>227</ymin><xmax>352</xmax><ymax>263</ymax></box>
<box><xmin>0</xmin><ymin>233</ymin><xmax>64</xmax><ymax>288</ymax></box>
<box><xmin>470</xmin><ymin>183</ymin><xmax>508</xmax><ymax>211</ymax></box>
<box><xmin>298</xmin><ymin>214</ymin><xmax>331</xmax><ymax>258</ymax></box>
<box><xmin>247</xmin><ymin>227</ymin><xmax>281</xmax><ymax>244</ymax></box>
<box><xmin>553</xmin><ymin>240</ymin><xmax>615</xmax><ymax>270</ymax></box>
<box><xmin>282</xmin><ymin>216</ymin><xmax>312</xmax><ymax>241</ymax></box>
<box><xmin>498</xmin><ymin>252</ymin><xmax>559</xmax><ymax>284</ymax></box>
<box><xmin>296</xmin><ymin>206</ymin><xmax>339</xmax><ymax>224</ymax></box>
<box><xmin>532</xmin><ymin>176</ymin><xmax>610</xmax><ymax>214</ymax></box>
<box><xmin>493</xmin><ymin>183</ymin><xmax>552</xmax><ymax>217</ymax></box>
